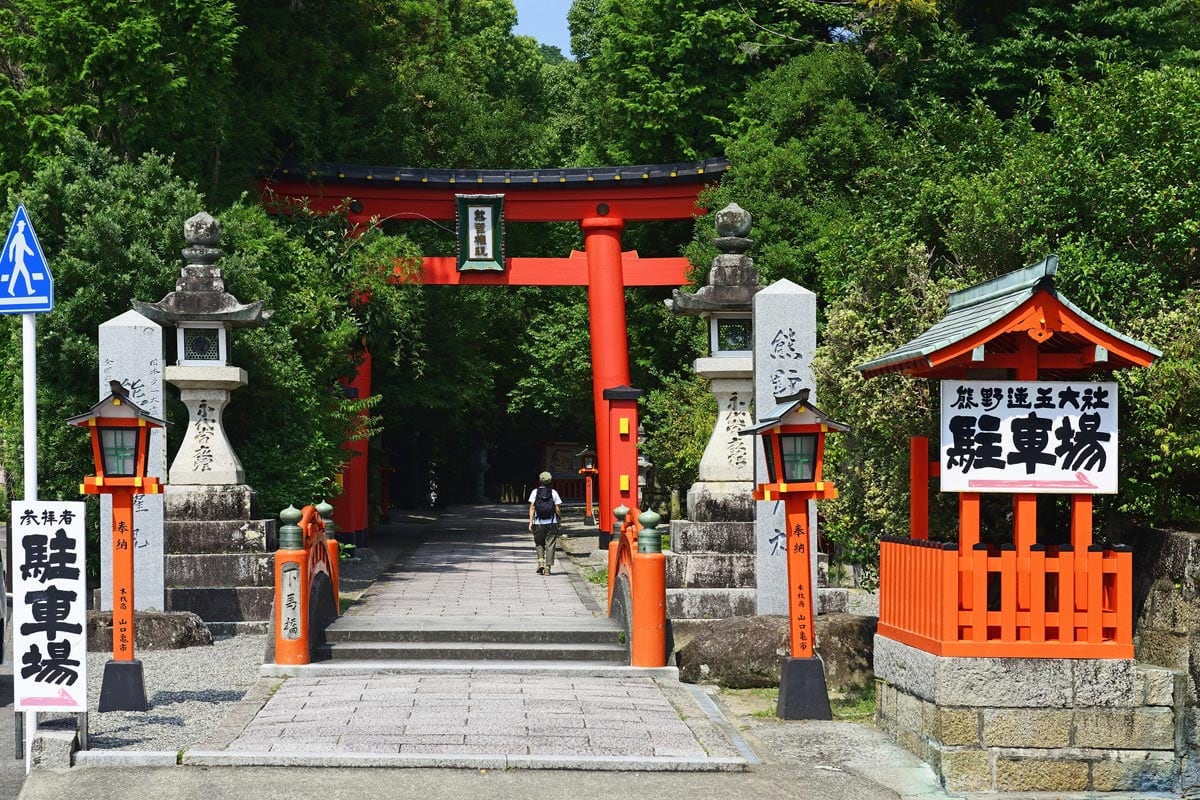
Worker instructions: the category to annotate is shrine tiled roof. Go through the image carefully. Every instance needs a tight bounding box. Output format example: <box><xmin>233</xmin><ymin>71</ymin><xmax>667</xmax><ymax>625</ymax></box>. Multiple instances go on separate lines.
<box><xmin>856</xmin><ymin>255</ymin><xmax>1161</xmax><ymax>377</ymax></box>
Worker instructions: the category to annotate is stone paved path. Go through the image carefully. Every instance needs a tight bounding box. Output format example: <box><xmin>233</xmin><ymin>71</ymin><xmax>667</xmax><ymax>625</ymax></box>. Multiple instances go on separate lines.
<box><xmin>210</xmin><ymin>505</ymin><xmax>749</xmax><ymax>770</ymax></box>
<box><xmin>347</xmin><ymin>506</ymin><xmax>596</xmax><ymax>618</ymax></box>
<box><xmin>229</xmin><ymin>673</ymin><xmax>708</xmax><ymax>758</ymax></box>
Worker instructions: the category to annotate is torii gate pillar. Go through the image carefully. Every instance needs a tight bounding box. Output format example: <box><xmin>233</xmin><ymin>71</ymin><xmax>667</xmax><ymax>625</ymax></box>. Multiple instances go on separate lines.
<box><xmin>583</xmin><ymin>214</ymin><xmax>631</xmax><ymax>532</ymax></box>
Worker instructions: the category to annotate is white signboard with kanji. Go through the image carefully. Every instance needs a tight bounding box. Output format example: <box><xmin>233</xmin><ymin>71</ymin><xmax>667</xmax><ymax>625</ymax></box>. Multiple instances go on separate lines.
<box><xmin>13</xmin><ymin>501</ymin><xmax>88</xmax><ymax>711</ymax></box>
<box><xmin>940</xmin><ymin>380</ymin><xmax>1118</xmax><ymax>494</ymax></box>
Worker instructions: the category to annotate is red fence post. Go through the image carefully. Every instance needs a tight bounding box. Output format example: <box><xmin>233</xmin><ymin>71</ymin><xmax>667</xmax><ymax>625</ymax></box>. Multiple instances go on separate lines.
<box><xmin>274</xmin><ymin>505</ymin><xmax>311</xmax><ymax>665</ymax></box>
<box><xmin>630</xmin><ymin>509</ymin><xmax>666</xmax><ymax>667</ymax></box>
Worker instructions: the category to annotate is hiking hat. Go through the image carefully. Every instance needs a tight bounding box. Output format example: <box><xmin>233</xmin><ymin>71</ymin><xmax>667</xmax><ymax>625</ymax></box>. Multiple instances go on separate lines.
<box><xmin>539</xmin><ymin>471</ymin><xmax>552</xmax><ymax>484</ymax></box>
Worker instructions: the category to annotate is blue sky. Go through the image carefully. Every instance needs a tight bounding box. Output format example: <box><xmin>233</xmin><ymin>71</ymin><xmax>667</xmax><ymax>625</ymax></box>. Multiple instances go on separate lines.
<box><xmin>512</xmin><ymin>0</ymin><xmax>575</xmax><ymax>55</ymax></box>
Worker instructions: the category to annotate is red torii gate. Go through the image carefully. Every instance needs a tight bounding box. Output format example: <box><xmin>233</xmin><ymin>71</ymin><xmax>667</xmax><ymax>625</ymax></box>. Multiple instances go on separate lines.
<box><xmin>260</xmin><ymin>159</ymin><xmax>727</xmax><ymax>537</ymax></box>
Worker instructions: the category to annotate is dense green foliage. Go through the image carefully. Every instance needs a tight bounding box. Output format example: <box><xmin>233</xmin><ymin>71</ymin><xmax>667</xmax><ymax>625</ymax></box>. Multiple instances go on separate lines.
<box><xmin>1</xmin><ymin>0</ymin><xmax>1198</xmax><ymax>568</ymax></box>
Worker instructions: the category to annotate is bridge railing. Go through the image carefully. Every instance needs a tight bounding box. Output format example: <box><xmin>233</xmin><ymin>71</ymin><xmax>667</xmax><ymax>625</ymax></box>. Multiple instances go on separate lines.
<box><xmin>607</xmin><ymin>506</ymin><xmax>667</xmax><ymax>667</ymax></box>
<box><xmin>272</xmin><ymin>501</ymin><xmax>341</xmax><ymax>665</ymax></box>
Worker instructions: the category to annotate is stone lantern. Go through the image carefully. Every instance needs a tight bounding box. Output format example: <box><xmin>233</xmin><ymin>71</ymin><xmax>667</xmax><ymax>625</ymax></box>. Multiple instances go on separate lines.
<box><xmin>134</xmin><ymin>212</ymin><xmax>271</xmax><ymax>486</ymax></box>
<box><xmin>132</xmin><ymin>212</ymin><xmax>277</xmax><ymax>627</ymax></box>
<box><xmin>664</xmin><ymin>204</ymin><xmax>762</xmax><ymax>621</ymax></box>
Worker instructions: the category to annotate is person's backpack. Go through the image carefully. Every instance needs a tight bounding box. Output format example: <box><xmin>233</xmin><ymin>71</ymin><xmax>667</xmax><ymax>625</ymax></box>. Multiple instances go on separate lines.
<box><xmin>533</xmin><ymin>486</ymin><xmax>556</xmax><ymax>520</ymax></box>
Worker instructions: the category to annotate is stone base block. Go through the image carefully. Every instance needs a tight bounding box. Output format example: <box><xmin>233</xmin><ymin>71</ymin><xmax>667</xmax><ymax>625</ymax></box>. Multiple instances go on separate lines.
<box><xmin>30</xmin><ymin>728</ymin><xmax>78</xmax><ymax>769</ymax></box>
<box><xmin>87</xmin><ymin>610</ymin><xmax>214</xmax><ymax>651</ymax></box>
<box><xmin>685</xmin><ymin>483</ymin><xmax>755</xmax><ymax>522</ymax></box>
<box><xmin>667</xmin><ymin>588</ymin><xmax>757</xmax><ymax>619</ymax></box>
<box><xmin>165</xmin><ymin>484</ymin><xmax>261</xmax><ymax>521</ymax></box>
<box><xmin>166</xmin><ymin>586</ymin><xmax>275</xmax><ymax>622</ymax></box>
<box><xmin>166</xmin><ymin>552</ymin><xmax>274</xmax><ymax>587</ymax></box>
<box><xmin>666</xmin><ymin>552</ymin><xmax>756</xmax><ymax>589</ymax></box>
<box><xmin>817</xmin><ymin>588</ymin><xmax>848</xmax><ymax>613</ymax></box>
<box><xmin>669</xmin><ymin>520</ymin><xmax>755</xmax><ymax>553</ymax></box>
<box><xmin>874</xmin><ymin>635</ymin><xmax>1186</xmax><ymax>793</ymax></box>
<box><xmin>165</xmin><ymin>518</ymin><xmax>276</xmax><ymax>553</ymax></box>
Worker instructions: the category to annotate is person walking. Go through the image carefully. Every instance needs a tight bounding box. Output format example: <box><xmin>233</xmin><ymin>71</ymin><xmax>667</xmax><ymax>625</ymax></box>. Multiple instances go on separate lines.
<box><xmin>528</xmin><ymin>471</ymin><xmax>562</xmax><ymax>575</ymax></box>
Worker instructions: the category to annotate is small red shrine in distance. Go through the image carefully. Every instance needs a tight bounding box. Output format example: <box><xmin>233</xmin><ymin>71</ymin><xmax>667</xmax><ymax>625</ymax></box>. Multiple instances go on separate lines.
<box><xmin>260</xmin><ymin>159</ymin><xmax>727</xmax><ymax>537</ymax></box>
<box><xmin>857</xmin><ymin>255</ymin><xmax>1161</xmax><ymax>658</ymax></box>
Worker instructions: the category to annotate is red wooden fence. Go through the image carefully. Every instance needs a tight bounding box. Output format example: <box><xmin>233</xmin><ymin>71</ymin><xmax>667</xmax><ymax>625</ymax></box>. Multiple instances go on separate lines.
<box><xmin>878</xmin><ymin>538</ymin><xmax>1133</xmax><ymax>658</ymax></box>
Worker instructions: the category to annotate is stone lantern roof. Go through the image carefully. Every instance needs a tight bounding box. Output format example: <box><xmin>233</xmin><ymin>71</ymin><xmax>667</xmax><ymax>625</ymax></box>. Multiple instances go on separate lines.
<box><xmin>133</xmin><ymin>212</ymin><xmax>272</xmax><ymax>327</ymax></box>
<box><xmin>667</xmin><ymin>203</ymin><xmax>761</xmax><ymax>315</ymax></box>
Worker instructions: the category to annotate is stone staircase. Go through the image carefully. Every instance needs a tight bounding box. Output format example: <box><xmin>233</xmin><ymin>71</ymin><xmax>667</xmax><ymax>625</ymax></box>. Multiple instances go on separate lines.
<box><xmin>163</xmin><ymin>485</ymin><xmax>277</xmax><ymax>627</ymax></box>
<box><xmin>315</xmin><ymin>615</ymin><xmax>628</xmax><ymax>664</ymax></box>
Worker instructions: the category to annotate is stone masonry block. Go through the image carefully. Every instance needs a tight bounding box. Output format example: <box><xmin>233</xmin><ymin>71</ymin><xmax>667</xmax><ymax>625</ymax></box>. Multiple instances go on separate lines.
<box><xmin>1073</xmin><ymin>659</ymin><xmax>1140</xmax><ymax>707</ymax></box>
<box><xmin>940</xmin><ymin>748</ymin><xmax>993</xmax><ymax>793</ymax></box>
<box><xmin>994</xmin><ymin>756</ymin><xmax>1088</xmax><ymax>792</ymax></box>
<box><xmin>936</xmin><ymin>708</ymin><xmax>979</xmax><ymax>747</ymax></box>
<box><xmin>896</xmin><ymin>690</ymin><xmax>925</xmax><ymax>733</ymax></box>
<box><xmin>1090</xmin><ymin>751</ymin><xmax>1180</xmax><ymax>793</ymax></box>
<box><xmin>1073</xmin><ymin>708</ymin><xmax>1176</xmax><ymax>750</ymax></box>
<box><xmin>1138</xmin><ymin>665</ymin><xmax>1177</xmax><ymax>707</ymax></box>
<box><xmin>981</xmin><ymin>708</ymin><xmax>1072</xmax><ymax>748</ymax></box>
<box><xmin>668</xmin><ymin>520</ymin><xmax>755</xmax><ymax>554</ymax></box>
<box><xmin>1135</xmin><ymin>628</ymin><xmax>1191</xmax><ymax>673</ymax></box>
<box><xmin>665</xmin><ymin>553</ymin><xmax>756</xmax><ymax>589</ymax></box>
<box><xmin>1141</xmin><ymin>585</ymin><xmax>1200</xmax><ymax>634</ymax></box>
<box><xmin>873</xmin><ymin>635</ymin><xmax>1073</xmax><ymax>707</ymax></box>
<box><xmin>1190</xmin><ymin>636</ymin><xmax>1200</xmax><ymax>704</ymax></box>
<box><xmin>877</xmin><ymin>681</ymin><xmax>898</xmax><ymax>726</ymax></box>
<box><xmin>1183</xmin><ymin>706</ymin><xmax>1200</xmax><ymax>748</ymax></box>
<box><xmin>665</xmin><ymin>588</ymin><xmax>756</xmax><ymax>619</ymax></box>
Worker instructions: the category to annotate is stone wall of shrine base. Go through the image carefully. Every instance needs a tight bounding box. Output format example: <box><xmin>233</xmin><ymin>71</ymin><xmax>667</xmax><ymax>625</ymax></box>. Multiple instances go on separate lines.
<box><xmin>873</xmin><ymin>634</ymin><xmax>1188</xmax><ymax>794</ymax></box>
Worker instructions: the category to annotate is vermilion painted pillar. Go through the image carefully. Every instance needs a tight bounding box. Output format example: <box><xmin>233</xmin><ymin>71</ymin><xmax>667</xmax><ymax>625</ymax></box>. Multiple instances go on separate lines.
<box><xmin>111</xmin><ymin>489</ymin><xmax>136</xmax><ymax>661</ymax></box>
<box><xmin>783</xmin><ymin>495</ymin><xmax>815</xmax><ymax>659</ymax></box>
<box><xmin>335</xmin><ymin>349</ymin><xmax>372</xmax><ymax>544</ymax></box>
<box><xmin>583</xmin><ymin>214</ymin><xmax>631</xmax><ymax>532</ymax></box>
<box><xmin>604</xmin><ymin>386</ymin><xmax>642</xmax><ymax>517</ymax></box>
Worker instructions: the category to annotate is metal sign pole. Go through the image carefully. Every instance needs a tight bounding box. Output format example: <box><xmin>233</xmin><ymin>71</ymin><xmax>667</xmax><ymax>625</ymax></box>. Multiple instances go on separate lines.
<box><xmin>21</xmin><ymin>312</ymin><xmax>36</xmax><ymax>773</ymax></box>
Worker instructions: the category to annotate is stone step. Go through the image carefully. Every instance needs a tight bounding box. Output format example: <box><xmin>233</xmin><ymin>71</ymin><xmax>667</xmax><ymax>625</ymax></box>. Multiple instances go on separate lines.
<box><xmin>315</xmin><ymin>640</ymin><xmax>628</xmax><ymax>663</ymax></box>
<box><xmin>667</xmin><ymin>588</ymin><xmax>757</xmax><ymax>619</ymax></box>
<box><xmin>165</xmin><ymin>552</ymin><xmax>274</xmax><ymax>588</ymax></box>
<box><xmin>665</xmin><ymin>552</ymin><xmax>756</xmax><ymax>589</ymax></box>
<box><xmin>166</xmin><ymin>586</ymin><xmax>274</xmax><ymax>622</ymax></box>
<box><xmin>668</xmin><ymin>520</ymin><xmax>755</xmax><ymax>554</ymax></box>
<box><xmin>325</xmin><ymin>615</ymin><xmax>622</xmax><ymax>646</ymax></box>
<box><xmin>165</xmin><ymin>518</ymin><xmax>276</xmax><ymax>553</ymax></box>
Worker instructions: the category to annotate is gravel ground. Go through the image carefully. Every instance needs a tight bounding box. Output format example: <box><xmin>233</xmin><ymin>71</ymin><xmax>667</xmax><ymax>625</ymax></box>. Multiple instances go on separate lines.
<box><xmin>38</xmin><ymin>633</ymin><xmax>268</xmax><ymax>753</ymax></box>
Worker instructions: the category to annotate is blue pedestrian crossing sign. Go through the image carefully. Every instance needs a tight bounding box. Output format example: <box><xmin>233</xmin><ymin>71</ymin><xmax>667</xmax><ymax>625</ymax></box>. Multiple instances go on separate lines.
<box><xmin>0</xmin><ymin>204</ymin><xmax>54</xmax><ymax>314</ymax></box>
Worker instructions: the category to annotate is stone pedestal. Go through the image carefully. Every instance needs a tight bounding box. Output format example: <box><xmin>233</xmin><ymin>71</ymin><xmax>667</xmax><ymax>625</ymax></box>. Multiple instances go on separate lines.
<box><xmin>163</xmin><ymin>484</ymin><xmax>277</xmax><ymax>627</ymax></box>
<box><xmin>666</xmin><ymin>355</ymin><xmax>758</xmax><ymax>619</ymax></box>
<box><xmin>874</xmin><ymin>635</ymin><xmax>1185</xmax><ymax>794</ymax></box>
<box><xmin>166</xmin><ymin>365</ymin><xmax>247</xmax><ymax>485</ymax></box>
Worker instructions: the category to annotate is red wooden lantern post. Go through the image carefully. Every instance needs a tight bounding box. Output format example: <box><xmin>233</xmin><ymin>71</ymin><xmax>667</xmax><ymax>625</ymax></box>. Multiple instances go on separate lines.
<box><xmin>577</xmin><ymin>446</ymin><xmax>598</xmax><ymax>529</ymax></box>
<box><xmin>742</xmin><ymin>389</ymin><xmax>849</xmax><ymax>719</ymax></box>
<box><xmin>68</xmin><ymin>381</ymin><xmax>165</xmax><ymax>712</ymax></box>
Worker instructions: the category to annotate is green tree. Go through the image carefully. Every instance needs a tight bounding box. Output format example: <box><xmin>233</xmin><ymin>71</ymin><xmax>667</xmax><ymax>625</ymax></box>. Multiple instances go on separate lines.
<box><xmin>0</xmin><ymin>0</ymin><xmax>238</xmax><ymax>196</ymax></box>
<box><xmin>0</xmin><ymin>136</ymin><xmax>420</xmax><ymax>521</ymax></box>
<box><xmin>570</xmin><ymin>0</ymin><xmax>856</xmax><ymax>163</ymax></box>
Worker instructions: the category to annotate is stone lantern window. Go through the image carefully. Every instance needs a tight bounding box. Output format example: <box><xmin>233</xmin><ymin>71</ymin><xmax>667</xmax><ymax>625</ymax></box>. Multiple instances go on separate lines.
<box><xmin>710</xmin><ymin>315</ymin><xmax>752</xmax><ymax>356</ymax></box>
<box><xmin>178</xmin><ymin>322</ymin><xmax>228</xmax><ymax>366</ymax></box>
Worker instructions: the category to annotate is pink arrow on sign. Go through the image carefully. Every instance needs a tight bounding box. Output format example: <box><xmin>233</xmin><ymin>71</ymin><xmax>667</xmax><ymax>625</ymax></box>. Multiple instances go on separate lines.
<box><xmin>22</xmin><ymin>688</ymin><xmax>82</xmax><ymax>708</ymax></box>
<box><xmin>968</xmin><ymin>471</ymin><xmax>1098</xmax><ymax>490</ymax></box>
